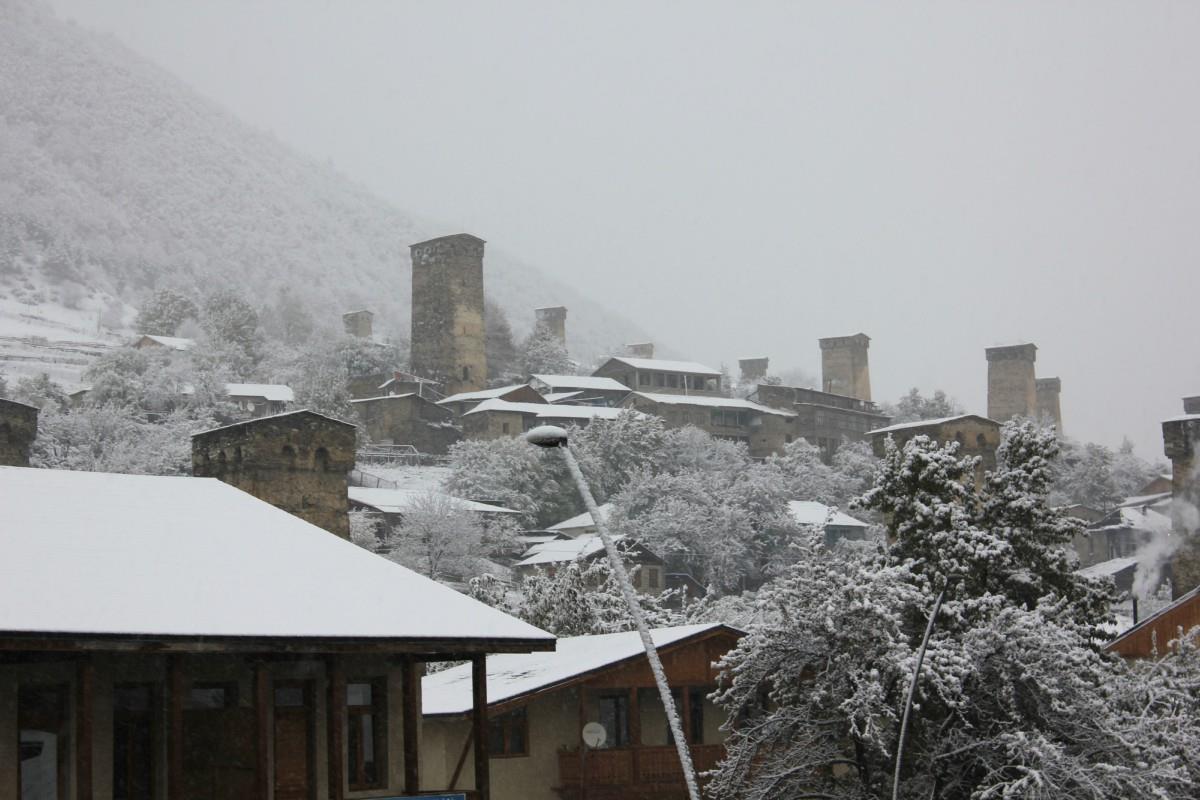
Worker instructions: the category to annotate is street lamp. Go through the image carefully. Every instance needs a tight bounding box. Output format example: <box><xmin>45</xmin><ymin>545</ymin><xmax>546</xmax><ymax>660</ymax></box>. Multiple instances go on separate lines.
<box><xmin>526</xmin><ymin>425</ymin><xmax>701</xmax><ymax>800</ymax></box>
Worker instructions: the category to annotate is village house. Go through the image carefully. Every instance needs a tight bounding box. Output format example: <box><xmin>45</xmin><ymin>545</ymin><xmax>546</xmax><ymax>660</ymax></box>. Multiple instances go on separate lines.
<box><xmin>1071</xmin><ymin>503</ymin><xmax>1173</xmax><ymax>570</ymax></box>
<box><xmin>752</xmin><ymin>384</ymin><xmax>891</xmax><ymax>459</ymax></box>
<box><xmin>421</xmin><ymin>624</ymin><xmax>742</xmax><ymax>800</ymax></box>
<box><xmin>348</xmin><ymin>486</ymin><xmax>520</xmax><ymax>527</ymax></box>
<box><xmin>351</xmin><ymin>393</ymin><xmax>462</xmax><ymax>455</ymax></box>
<box><xmin>618</xmin><ymin>391</ymin><xmax>797</xmax><ymax>458</ymax></box>
<box><xmin>0</xmin><ymin>465</ymin><xmax>554</xmax><ymax>800</ymax></box>
<box><xmin>546</xmin><ymin>505</ymin><xmax>611</xmax><ymax>538</ymax></box>
<box><xmin>787</xmin><ymin>500</ymin><xmax>872</xmax><ymax>546</ymax></box>
<box><xmin>591</xmin><ymin>357</ymin><xmax>722</xmax><ymax>397</ymax></box>
<box><xmin>460</xmin><ymin>400</ymin><xmax>632</xmax><ymax>441</ymax></box>
<box><xmin>527</xmin><ymin>375</ymin><xmax>631</xmax><ymax>407</ymax></box>
<box><xmin>866</xmin><ymin>414</ymin><xmax>1002</xmax><ymax>483</ymax></box>
<box><xmin>220</xmin><ymin>383</ymin><xmax>294</xmax><ymax>418</ymax></box>
<box><xmin>439</xmin><ymin>385</ymin><xmax>547</xmax><ymax>417</ymax></box>
<box><xmin>512</xmin><ymin>534</ymin><xmax>667</xmax><ymax>595</ymax></box>
<box><xmin>131</xmin><ymin>334</ymin><xmax>195</xmax><ymax>354</ymax></box>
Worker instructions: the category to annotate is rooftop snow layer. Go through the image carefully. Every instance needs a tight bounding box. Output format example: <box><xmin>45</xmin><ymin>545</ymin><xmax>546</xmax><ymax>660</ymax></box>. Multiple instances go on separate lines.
<box><xmin>787</xmin><ymin>500</ymin><xmax>868</xmax><ymax>528</ymax></box>
<box><xmin>423</xmin><ymin>624</ymin><xmax>731</xmax><ymax>716</ymax></box>
<box><xmin>626</xmin><ymin>392</ymin><xmax>795</xmax><ymax>416</ymax></box>
<box><xmin>866</xmin><ymin>414</ymin><xmax>996</xmax><ymax>436</ymax></box>
<box><xmin>138</xmin><ymin>334</ymin><xmax>194</xmax><ymax>351</ymax></box>
<box><xmin>348</xmin><ymin>487</ymin><xmax>519</xmax><ymax>515</ymax></box>
<box><xmin>548</xmin><ymin>503</ymin><xmax>612</xmax><ymax>531</ymax></box>
<box><xmin>438</xmin><ymin>385</ymin><xmax>537</xmax><ymax>405</ymax></box>
<box><xmin>531</xmin><ymin>374</ymin><xmax>631</xmax><ymax>392</ymax></box>
<box><xmin>224</xmin><ymin>383</ymin><xmax>294</xmax><ymax>402</ymax></box>
<box><xmin>541</xmin><ymin>391</ymin><xmax>584</xmax><ymax>404</ymax></box>
<box><xmin>514</xmin><ymin>533</ymin><xmax>619</xmax><ymax>567</ymax></box>
<box><xmin>1078</xmin><ymin>557</ymin><xmax>1140</xmax><ymax>579</ymax></box>
<box><xmin>1092</xmin><ymin>506</ymin><xmax>1173</xmax><ymax>535</ymax></box>
<box><xmin>464</xmin><ymin>399</ymin><xmax>633</xmax><ymax>421</ymax></box>
<box><xmin>0</xmin><ymin>466</ymin><xmax>552</xmax><ymax>643</ymax></box>
<box><xmin>604</xmin><ymin>357</ymin><xmax>722</xmax><ymax>376</ymax></box>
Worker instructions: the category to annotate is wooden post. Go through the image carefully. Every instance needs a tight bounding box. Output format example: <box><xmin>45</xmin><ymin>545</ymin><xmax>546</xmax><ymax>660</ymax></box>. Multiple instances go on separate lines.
<box><xmin>681</xmin><ymin>687</ymin><xmax>693</xmax><ymax>746</ymax></box>
<box><xmin>471</xmin><ymin>655</ymin><xmax>489</xmax><ymax>800</ymax></box>
<box><xmin>75</xmin><ymin>660</ymin><xmax>94</xmax><ymax>800</ymax></box>
<box><xmin>628</xmin><ymin>686</ymin><xmax>641</xmax><ymax>784</ymax></box>
<box><xmin>254</xmin><ymin>662</ymin><xmax>270</xmax><ymax>800</ymax></box>
<box><xmin>326</xmin><ymin>657</ymin><xmax>345</xmax><ymax>800</ymax></box>
<box><xmin>401</xmin><ymin>656</ymin><xmax>420</xmax><ymax>794</ymax></box>
<box><xmin>167</xmin><ymin>656</ymin><xmax>184</xmax><ymax>799</ymax></box>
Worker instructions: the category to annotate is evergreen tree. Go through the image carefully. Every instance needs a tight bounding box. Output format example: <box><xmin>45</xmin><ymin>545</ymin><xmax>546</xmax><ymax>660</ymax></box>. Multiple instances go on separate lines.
<box><xmin>519</xmin><ymin>321</ymin><xmax>572</xmax><ymax>376</ymax></box>
<box><xmin>134</xmin><ymin>288</ymin><xmax>198</xmax><ymax>336</ymax></box>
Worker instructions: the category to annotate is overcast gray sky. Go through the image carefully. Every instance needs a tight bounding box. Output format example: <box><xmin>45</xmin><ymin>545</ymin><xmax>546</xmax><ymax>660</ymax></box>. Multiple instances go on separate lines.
<box><xmin>50</xmin><ymin>0</ymin><xmax>1199</xmax><ymax>459</ymax></box>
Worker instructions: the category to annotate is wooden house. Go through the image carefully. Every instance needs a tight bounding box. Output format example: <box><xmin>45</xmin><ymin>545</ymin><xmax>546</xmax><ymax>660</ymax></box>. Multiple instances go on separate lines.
<box><xmin>591</xmin><ymin>357</ymin><xmax>722</xmax><ymax>397</ymax></box>
<box><xmin>0</xmin><ymin>465</ymin><xmax>553</xmax><ymax>800</ymax></box>
<box><xmin>421</xmin><ymin>624</ymin><xmax>742</xmax><ymax>800</ymax></box>
<box><xmin>512</xmin><ymin>534</ymin><xmax>667</xmax><ymax>595</ymax></box>
<box><xmin>1105</xmin><ymin>585</ymin><xmax>1200</xmax><ymax>658</ymax></box>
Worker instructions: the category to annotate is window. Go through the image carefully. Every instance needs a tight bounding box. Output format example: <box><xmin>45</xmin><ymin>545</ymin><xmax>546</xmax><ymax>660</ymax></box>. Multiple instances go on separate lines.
<box><xmin>19</xmin><ymin>684</ymin><xmax>70</xmax><ymax>800</ymax></box>
<box><xmin>646</xmin><ymin>566</ymin><xmax>661</xmax><ymax>590</ymax></box>
<box><xmin>187</xmin><ymin>683</ymin><xmax>236</xmax><ymax>710</ymax></box>
<box><xmin>347</xmin><ymin>680</ymin><xmax>387</xmax><ymax>788</ymax></box>
<box><xmin>597</xmin><ymin>693</ymin><xmax>631</xmax><ymax>747</ymax></box>
<box><xmin>665</xmin><ymin>688</ymin><xmax>707</xmax><ymax>745</ymax></box>
<box><xmin>654</xmin><ymin>373</ymin><xmax>666</xmax><ymax>387</ymax></box>
<box><xmin>666</xmin><ymin>373</ymin><xmax>679</xmax><ymax>389</ymax></box>
<box><xmin>488</xmin><ymin>707</ymin><xmax>528</xmax><ymax>757</ymax></box>
<box><xmin>462</xmin><ymin>366</ymin><xmax>471</xmax><ymax>382</ymax></box>
<box><xmin>501</xmin><ymin>422</ymin><xmax>510</xmax><ymax>434</ymax></box>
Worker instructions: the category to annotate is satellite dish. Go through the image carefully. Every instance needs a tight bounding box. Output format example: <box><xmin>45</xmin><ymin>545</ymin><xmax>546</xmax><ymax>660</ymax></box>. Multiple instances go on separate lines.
<box><xmin>581</xmin><ymin>721</ymin><xmax>607</xmax><ymax>748</ymax></box>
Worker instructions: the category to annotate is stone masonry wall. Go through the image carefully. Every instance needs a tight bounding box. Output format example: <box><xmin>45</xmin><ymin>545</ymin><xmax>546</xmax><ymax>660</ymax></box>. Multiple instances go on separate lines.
<box><xmin>1164</xmin><ymin>415</ymin><xmax>1200</xmax><ymax>598</ymax></box>
<box><xmin>0</xmin><ymin>398</ymin><xmax>38</xmax><ymax>467</ymax></box>
<box><xmin>351</xmin><ymin>395</ymin><xmax>461</xmax><ymax>455</ymax></box>
<box><xmin>819</xmin><ymin>334</ymin><xmax>871</xmax><ymax>401</ymax></box>
<box><xmin>986</xmin><ymin>343</ymin><xmax>1037</xmax><ymax>422</ymax></box>
<box><xmin>1035</xmin><ymin>377</ymin><xmax>1063</xmax><ymax>433</ymax></box>
<box><xmin>534</xmin><ymin>306</ymin><xmax>567</xmax><ymax>345</ymax></box>
<box><xmin>410</xmin><ymin>234</ymin><xmax>487</xmax><ymax>396</ymax></box>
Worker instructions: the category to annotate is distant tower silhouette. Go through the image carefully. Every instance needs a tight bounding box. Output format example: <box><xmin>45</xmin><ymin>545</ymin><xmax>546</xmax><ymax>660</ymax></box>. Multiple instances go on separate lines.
<box><xmin>342</xmin><ymin>309</ymin><xmax>374</xmax><ymax>339</ymax></box>
<box><xmin>409</xmin><ymin>234</ymin><xmax>488</xmax><ymax>395</ymax></box>
<box><xmin>1035</xmin><ymin>377</ymin><xmax>1063</xmax><ymax>433</ymax></box>
<box><xmin>986</xmin><ymin>344</ymin><xmax>1037</xmax><ymax>422</ymax></box>
<box><xmin>819</xmin><ymin>334</ymin><xmax>871</xmax><ymax>401</ymax></box>
<box><xmin>534</xmin><ymin>306</ymin><xmax>567</xmax><ymax>345</ymax></box>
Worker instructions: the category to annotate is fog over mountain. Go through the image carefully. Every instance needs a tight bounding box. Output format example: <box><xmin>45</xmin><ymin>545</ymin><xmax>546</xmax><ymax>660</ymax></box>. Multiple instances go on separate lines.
<box><xmin>14</xmin><ymin>0</ymin><xmax>1200</xmax><ymax>456</ymax></box>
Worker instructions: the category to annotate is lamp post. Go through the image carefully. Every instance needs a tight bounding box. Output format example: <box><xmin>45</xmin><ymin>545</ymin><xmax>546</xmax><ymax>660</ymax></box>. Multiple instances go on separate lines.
<box><xmin>892</xmin><ymin>587</ymin><xmax>946</xmax><ymax>800</ymax></box>
<box><xmin>526</xmin><ymin>426</ymin><xmax>701</xmax><ymax>800</ymax></box>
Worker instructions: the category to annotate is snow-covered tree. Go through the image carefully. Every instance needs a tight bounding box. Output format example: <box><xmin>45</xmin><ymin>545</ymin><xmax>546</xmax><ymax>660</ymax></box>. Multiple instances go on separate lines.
<box><xmin>134</xmin><ymin>288</ymin><xmax>197</xmax><ymax>336</ymax></box>
<box><xmin>882</xmin><ymin>387</ymin><xmax>963</xmax><ymax>424</ymax></box>
<box><xmin>384</xmin><ymin>493</ymin><xmax>486</xmax><ymax>582</ymax></box>
<box><xmin>519</xmin><ymin>321</ymin><xmax>572</xmax><ymax>376</ymax></box>
<box><xmin>485</xmin><ymin>301</ymin><xmax>520</xmax><ymax>384</ymax></box>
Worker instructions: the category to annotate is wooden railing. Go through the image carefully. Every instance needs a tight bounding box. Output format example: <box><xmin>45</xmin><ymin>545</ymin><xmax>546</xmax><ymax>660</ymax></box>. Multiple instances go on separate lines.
<box><xmin>557</xmin><ymin>744</ymin><xmax>724</xmax><ymax>787</ymax></box>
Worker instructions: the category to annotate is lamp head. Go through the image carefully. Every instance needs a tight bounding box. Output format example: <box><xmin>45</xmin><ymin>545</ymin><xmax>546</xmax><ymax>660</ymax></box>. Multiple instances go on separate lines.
<box><xmin>525</xmin><ymin>425</ymin><xmax>569</xmax><ymax>448</ymax></box>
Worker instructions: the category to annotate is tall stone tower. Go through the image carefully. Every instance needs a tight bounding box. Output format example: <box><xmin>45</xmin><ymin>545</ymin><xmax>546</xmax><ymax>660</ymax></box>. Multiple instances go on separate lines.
<box><xmin>1035</xmin><ymin>377</ymin><xmax>1063</xmax><ymax>433</ymax></box>
<box><xmin>0</xmin><ymin>398</ymin><xmax>39</xmax><ymax>467</ymax></box>
<box><xmin>410</xmin><ymin>233</ymin><xmax>488</xmax><ymax>395</ymax></box>
<box><xmin>191</xmin><ymin>410</ymin><xmax>357</xmax><ymax>539</ymax></box>
<box><xmin>626</xmin><ymin>342</ymin><xmax>655</xmax><ymax>358</ymax></box>
<box><xmin>819</xmin><ymin>334</ymin><xmax>871</xmax><ymax>401</ymax></box>
<box><xmin>986</xmin><ymin>344</ymin><xmax>1037</xmax><ymax>422</ymax></box>
<box><xmin>535</xmin><ymin>306</ymin><xmax>567</xmax><ymax>345</ymax></box>
<box><xmin>1164</xmin><ymin>403</ymin><xmax>1200</xmax><ymax>598</ymax></box>
<box><xmin>739</xmin><ymin>357</ymin><xmax>770</xmax><ymax>383</ymax></box>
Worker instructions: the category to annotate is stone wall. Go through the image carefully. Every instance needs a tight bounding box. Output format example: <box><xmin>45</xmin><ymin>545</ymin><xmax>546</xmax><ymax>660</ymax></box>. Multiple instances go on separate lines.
<box><xmin>738</xmin><ymin>357</ymin><xmax>769</xmax><ymax>383</ymax></box>
<box><xmin>625</xmin><ymin>342</ymin><xmax>654</xmax><ymax>358</ymax></box>
<box><xmin>1164</xmin><ymin>413</ymin><xmax>1200</xmax><ymax>598</ymax></box>
<box><xmin>1035</xmin><ymin>377</ymin><xmax>1063</xmax><ymax>433</ymax></box>
<box><xmin>819</xmin><ymin>334</ymin><xmax>871</xmax><ymax>401</ymax></box>
<box><xmin>351</xmin><ymin>395</ymin><xmax>461</xmax><ymax>455</ymax></box>
<box><xmin>342</xmin><ymin>309</ymin><xmax>374</xmax><ymax>339</ymax></box>
<box><xmin>461</xmin><ymin>409</ymin><xmax>530</xmax><ymax>441</ymax></box>
<box><xmin>191</xmin><ymin>411</ymin><xmax>357</xmax><ymax>538</ymax></box>
<box><xmin>534</xmin><ymin>306</ymin><xmax>567</xmax><ymax>345</ymax></box>
<box><xmin>986</xmin><ymin>343</ymin><xmax>1037</xmax><ymax>422</ymax></box>
<box><xmin>410</xmin><ymin>234</ymin><xmax>488</xmax><ymax>396</ymax></box>
<box><xmin>870</xmin><ymin>416</ymin><xmax>1001</xmax><ymax>485</ymax></box>
<box><xmin>0</xmin><ymin>398</ymin><xmax>38</xmax><ymax>467</ymax></box>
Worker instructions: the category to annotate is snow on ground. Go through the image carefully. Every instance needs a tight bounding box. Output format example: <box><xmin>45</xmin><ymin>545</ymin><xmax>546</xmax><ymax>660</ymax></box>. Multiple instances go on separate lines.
<box><xmin>355</xmin><ymin>464</ymin><xmax>452</xmax><ymax>493</ymax></box>
<box><xmin>0</xmin><ymin>296</ymin><xmax>125</xmax><ymax>390</ymax></box>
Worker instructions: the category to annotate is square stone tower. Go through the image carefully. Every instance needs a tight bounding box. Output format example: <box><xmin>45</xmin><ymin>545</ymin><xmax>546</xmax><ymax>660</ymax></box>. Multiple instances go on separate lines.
<box><xmin>1164</xmin><ymin>402</ymin><xmax>1200</xmax><ymax>598</ymax></box>
<box><xmin>819</xmin><ymin>334</ymin><xmax>871</xmax><ymax>401</ymax></box>
<box><xmin>342</xmin><ymin>309</ymin><xmax>374</xmax><ymax>339</ymax></box>
<box><xmin>0</xmin><ymin>398</ymin><xmax>39</xmax><ymax>467</ymax></box>
<box><xmin>534</xmin><ymin>306</ymin><xmax>567</xmax><ymax>345</ymax></box>
<box><xmin>410</xmin><ymin>233</ymin><xmax>488</xmax><ymax>395</ymax></box>
<box><xmin>626</xmin><ymin>342</ymin><xmax>655</xmax><ymax>358</ymax></box>
<box><xmin>1035</xmin><ymin>377</ymin><xmax>1063</xmax><ymax>433</ymax></box>
<box><xmin>739</xmin><ymin>357</ymin><xmax>770</xmax><ymax>383</ymax></box>
<box><xmin>986</xmin><ymin>343</ymin><xmax>1037</xmax><ymax>422</ymax></box>
<box><xmin>191</xmin><ymin>410</ymin><xmax>357</xmax><ymax>539</ymax></box>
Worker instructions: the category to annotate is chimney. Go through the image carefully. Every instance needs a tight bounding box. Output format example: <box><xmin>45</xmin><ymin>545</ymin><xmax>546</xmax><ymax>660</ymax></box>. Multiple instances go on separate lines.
<box><xmin>1035</xmin><ymin>377</ymin><xmax>1063</xmax><ymax>433</ymax></box>
<box><xmin>738</xmin><ymin>357</ymin><xmax>769</xmax><ymax>383</ymax></box>
<box><xmin>1163</xmin><ymin>409</ymin><xmax>1200</xmax><ymax>598</ymax></box>
<box><xmin>534</xmin><ymin>306</ymin><xmax>567</xmax><ymax>346</ymax></box>
<box><xmin>410</xmin><ymin>233</ymin><xmax>488</xmax><ymax>395</ymax></box>
<box><xmin>986</xmin><ymin>343</ymin><xmax>1037</xmax><ymax>422</ymax></box>
<box><xmin>626</xmin><ymin>342</ymin><xmax>655</xmax><ymax>359</ymax></box>
<box><xmin>0</xmin><ymin>398</ymin><xmax>39</xmax><ymax>467</ymax></box>
<box><xmin>819</xmin><ymin>334</ymin><xmax>871</xmax><ymax>401</ymax></box>
<box><xmin>191</xmin><ymin>410</ymin><xmax>357</xmax><ymax>538</ymax></box>
<box><xmin>342</xmin><ymin>309</ymin><xmax>374</xmax><ymax>339</ymax></box>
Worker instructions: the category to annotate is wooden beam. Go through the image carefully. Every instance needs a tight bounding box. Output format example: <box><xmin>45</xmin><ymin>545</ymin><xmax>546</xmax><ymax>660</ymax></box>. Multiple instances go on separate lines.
<box><xmin>255</xmin><ymin>662</ymin><xmax>270</xmax><ymax>800</ymax></box>
<box><xmin>75</xmin><ymin>660</ymin><xmax>94</xmax><ymax>800</ymax></box>
<box><xmin>0</xmin><ymin>634</ymin><xmax>556</xmax><ymax>656</ymax></box>
<box><xmin>401</xmin><ymin>656</ymin><xmax>420</xmax><ymax>794</ymax></box>
<box><xmin>167</xmin><ymin>655</ymin><xmax>184</xmax><ymax>799</ymax></box>
<box><xmin>471</xmin><ymin>655</ymin><xmax>490</xmax><ymax>800</ymax></box>
<box><xmin>325</xmin><ymin>657</ymin><xmax>345</xmax><ymax>800</ymax></box>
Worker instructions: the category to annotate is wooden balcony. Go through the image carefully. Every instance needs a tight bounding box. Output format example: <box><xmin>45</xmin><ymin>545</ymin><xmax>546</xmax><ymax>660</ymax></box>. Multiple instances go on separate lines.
<box><xmin>555</xmin><ymin>744</ymin><xmax>724</xmax><ymax>799</ymax></box>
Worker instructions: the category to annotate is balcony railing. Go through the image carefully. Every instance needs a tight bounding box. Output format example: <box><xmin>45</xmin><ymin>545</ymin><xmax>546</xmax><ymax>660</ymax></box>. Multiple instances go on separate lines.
<box><xmin>557</xmin><ymin>743</ymin><xmax>724</xmax><ymax>790</ymax></box>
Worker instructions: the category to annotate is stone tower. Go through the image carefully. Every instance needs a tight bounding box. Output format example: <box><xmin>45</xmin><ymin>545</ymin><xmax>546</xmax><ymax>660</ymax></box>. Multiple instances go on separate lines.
<box><xmin>819</xmin><ymin>334</ymin><xmax>871</xmax><ymax>401</ymax></box>
<box><xmin>1164</xmin><ymin>402</ymin><xmax>1200</xmax><ymax>598</ymax></box>
<box><xmin>1035</xmin><ymin>377</ymin><xmax>1063</xmax><ymax>433</ymax></box>
<box><xmin>342</xmin><ymin>309</ymin><xmax>374</xmax><ymax>339</ymax></box>
<box><xmin>739</xmin><ymin>357</ymin><xmax>770</xmax><ymax>383</ymax></box>
<box><xmin>534</xmin><ymin>306</ymin><xmax>567</xmax><ymax>345</ymax></box>
<box><xmin>410</xmin><ymin>233</ymin><xmax>488</xmax><ymax>395</ymax></box>
<box><xmin>986</xmin><ymin>344</ymin><xmax>1037</xmax><ymax>422</ymax></box>
<box><xmin>626</xmin><ymin>342</ymin><xmax>655</xmax><ymax>359</ymax></box>
<box><xmin>191</xmin><ymin>410</ymin><xmax>357</xmax><ymax>539</ymax></box>
<box><xmin>0</xmin><ymin>398</ymin><xmax>39</xmax><ymax>467</ymax></box>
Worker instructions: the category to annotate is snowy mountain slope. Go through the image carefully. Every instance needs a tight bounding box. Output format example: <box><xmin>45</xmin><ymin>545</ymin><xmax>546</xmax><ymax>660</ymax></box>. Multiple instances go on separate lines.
<box><xmin>0</xmin><ymin>0</ymin><xmax>649</xmax><ymax>381</ymax></box>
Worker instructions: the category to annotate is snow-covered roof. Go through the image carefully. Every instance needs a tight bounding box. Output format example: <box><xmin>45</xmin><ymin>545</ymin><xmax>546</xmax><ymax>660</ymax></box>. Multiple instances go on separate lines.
<box><xmin>542</xmin><ymin>391</ymin><xmax>583</xmax><ymax>404</ymax></box>
<box><xmin>224</xmin><ymin>383</ymin><xmax>294</xmax><ymax>403</ymax></box>
<box><xmin>515</xmin><ymin>534</ymin><xmax>617</xmax><ymax>567</ymax></box>
<box><xmin>626</xmin><ymin>392</ymin><xmax>796</xmax><ymax>417</ymax></box>
<box><xmin>532</xmin><ymin>374</ymin><xmax>631</xmax><ymax>392</ymax></box>
<box><xmin>464</xmin><ymin>399</ymin><xmax>634</xmax><ymax>422</ymax></box>
<box><xmin>548</xmin><ymin>503</ymin><xmax>612</xmax><ymax>531</ymax></box>
<box><xmin>348</xmin><ymin>487</ymin><xmax>519</xmax><ymax>515</ymax></box>
<box><xmin>192</xmin><ymin>408</ymin><xmax>354</xmax><ymax>437</ymax></box>
<box><xmin>866</xmin><ymin>414</ymin><xmax>997</xmax><ymax>436</ymax></box>
<box><xmin>1092</xmin><ymin>506</ymin><xmax>1173</xmax><ymax>535</ymax></box>
<box><xmin>438</xmin><ymin>385</ymin><xmax>537</xmax><ymax>405</ymax></box>
<box><xmin>603</xmin><ymin>357</ymin><xmax>722</xmax><ymax>376</ymax></box>
<box><xmin>137</xmin><ymin>334</ymin><xmax>194</xmax><ymax>351</ymax></box>
<box><xmin>0</xmin><ymin>467</ymin><xmax>553</xmax><ymax>645</ymax></box>
<box><xmin>787</xmin><ymin>501</ymin><xmax>868</xmax><ymax>528</ymax></box>
<box><xmin>1162</xmin><ymin>413</ymin><xmax>1200</xmax><ymax>423</ymax></box>
<box><xmin>423</xmin><ymin>624</ymin><xmax>736</xmax><ymax>716</ymax></box>
<box><xmin>1119</xmin><ymin>492</ymin><xmax>1172</xmax><ymax>509</ymax></box>
<box><xmin>1077</xmin><ymin>557</ymin><xmax>1139</xmax><ymax>580</ymax></box>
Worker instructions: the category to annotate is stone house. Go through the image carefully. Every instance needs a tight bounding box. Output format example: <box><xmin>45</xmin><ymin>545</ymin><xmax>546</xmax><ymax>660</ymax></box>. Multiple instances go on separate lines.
<box><xmin>439</xmin><ymin>384</ymin><xmax>547</xmax><ymax>417</ymax></box>
<box><xmin>591</xmin><ymin>357</ymin><xmax>722</xmax><ymax>397</ymax></box>
<box><xmin>131</xmin><ymin>334</ymin><xmax>194</xmax><ymax>354</ymax></box>
<box><xmin>752</xmin><ymin>384</ymin><xmax>891</xmax><ymax>460</ymax></box>
<box><xmin>0</xmin><ymin>397</ymin><xmax>38</xmax><ymax>467</ymax></box>
<box><xmin>422</xmin><ymin>624</ymin><xmax>742</xmax><ymax>800</ymax></box>
<box><xmin>460</xmin><ymin>400</ymin><xmax>633</xmax><ymax>441</ymax></box>
<box><xmin>865</xmin><ymin>414</ymin><xmax>1002</xmax><ymax>482</ymax></box>
<box><xmin>511</xmin><ymin>534</ymin><xmax>667</xmax><ymax>595</ymax></box>
<box><xmin>528</xmin><ymin>375</ymin><xmax>631</xmax><ymax>407</ymax></box>
<box><xmin>618</xmin><ymin>391</ymin><xmax>797</xmax><ymax>458</ymax></box>
<box><xmin>0</xmin><ymin>464</ymin><xmax>553</xmax><ymax>800</ymax></box>
<box><xmin>191</xmin><ymin>410</ymin><xmax>358</xmax><ymax>539</ymax></box>
<box><xmin>351</xmin><ymin>393</ymin><xmax>462</xmax><ymax>455</ymax></box>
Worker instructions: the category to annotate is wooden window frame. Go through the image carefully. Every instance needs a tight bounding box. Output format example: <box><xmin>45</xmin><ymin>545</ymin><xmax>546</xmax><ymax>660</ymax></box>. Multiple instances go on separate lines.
<box><xmin>487</xmin><ymin>706</ymin><xmax>529</xmax><ymax>758</ymax></box>
<box><xmin>346</xmin><ymin>678</ymin><xmax>388</xmax><ymax>790</ymax></box>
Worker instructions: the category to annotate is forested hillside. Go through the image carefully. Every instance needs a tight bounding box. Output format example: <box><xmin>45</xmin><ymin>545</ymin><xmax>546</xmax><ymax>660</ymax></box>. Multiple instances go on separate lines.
<box><xmin>0</xmin><ymin>0</ymin><xmax>645</xmax><ymax>359</ymax></box>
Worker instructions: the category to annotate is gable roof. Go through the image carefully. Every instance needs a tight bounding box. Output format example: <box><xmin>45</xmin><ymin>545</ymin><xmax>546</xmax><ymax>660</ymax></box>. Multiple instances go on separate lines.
<box><xmin>625</xmin><ymin>391</ymin><xmax>796</xmax><ymax>417</ymax></box>
<box><xmin>192</xmin><ymin>408</ymin><xmax>355</xmax><ymax>437</ymax></box>
<box><xmin>423</xmin><ymin>624</ymin><xmax>739</xmax><ymax>716</ymax></box>
<box><xmin>464</xmin><ymin>399</ymin><xmax>634</xmax><ymax>422</ymax></box>
<box><xmin>1090</xmin><ymin>505</ymin><xmax>1173</xmax><ymax>535</ymax></box>
<box><xmin>136</xmin><ymin>334</ymin><xmax>195</xmax><ymax>351</ymax></box>
<box><xmin>0</xmin><ymin>466</ymin><xmax>552</xmax><ymax>650</ymax></box>
<box><xmin>223</xmin><ymin>383</ymin><xmax>295</xmax><ymax>403</ymax></box>
<box><xmin>599</xmin><ymin>356</ymin><xmax>721</xmax><ymax>377</ymax></box>
<box><xmin>348</xmin><ymin>487</ymin><xmax>519</xmax><ymax>515</ymax></box>
<box><xmin>438</xmin><ymin>385</ymin><xmax>543</xmax><ymax>406</ymax></box>
<box><xmin>531</xmin><ymin>375</ymin><xmax>630</xmax><ymax>392</ymax></box>
<box><xmin>866</xmin><ymin>414</ymin><xmax>999</xmax><ymax>437</ymax></box>
<box><xmin>787</xmin><ymin>501</ymin><xmax>868</xmax><ymax>528</ymax></box>
<box><xmin>548</xmin><ymin>504</ymin><xmax>612</xmax><ymax>532</ymax></box>
<box><xmin>1106</xmin><ymin>585</ymin><xmax>1200</xmax><ymax>658</ymax></box>
<box><xmin>514</xmin><ymin>533</ymin><xmax>623</xmax><ymax>567</ymax></box>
